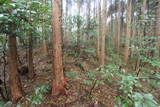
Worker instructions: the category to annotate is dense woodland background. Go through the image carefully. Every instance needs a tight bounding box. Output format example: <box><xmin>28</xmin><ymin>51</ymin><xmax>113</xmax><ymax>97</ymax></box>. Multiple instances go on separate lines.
<box><xmin>0</xmin><ymin>0</ymin><xmax>160</xmax><ymax>106</ymax></box>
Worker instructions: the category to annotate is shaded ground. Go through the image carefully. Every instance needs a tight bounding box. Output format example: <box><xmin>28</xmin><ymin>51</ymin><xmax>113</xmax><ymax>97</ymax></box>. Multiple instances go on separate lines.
<box><xmin>16</xmin><ymin>46</ymin><xmax>119</xmax><ymax>107</ymax></box>
<box><xmin>1</xmin><ymin>45</ymin><xmax>160</xmax><ymax>107</ymax></box>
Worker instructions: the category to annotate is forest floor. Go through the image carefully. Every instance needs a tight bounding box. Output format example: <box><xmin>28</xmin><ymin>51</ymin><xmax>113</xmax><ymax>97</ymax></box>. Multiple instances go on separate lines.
<box><xmin>1</xmin><ymin>44</ymin><xmax>159</xmax><ymax>107</ymax></box>
<box><xmin>14</xmin><ymin>45</ymin><xmax>120</xmax><ymax>107</ymax></box>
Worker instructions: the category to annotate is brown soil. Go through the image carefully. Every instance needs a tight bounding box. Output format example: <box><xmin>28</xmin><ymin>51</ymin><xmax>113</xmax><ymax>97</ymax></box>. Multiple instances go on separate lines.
<box><xmin>1</xmin><ymin>46</ymin><xmax>119</xmax><ymax>107</ymax></box>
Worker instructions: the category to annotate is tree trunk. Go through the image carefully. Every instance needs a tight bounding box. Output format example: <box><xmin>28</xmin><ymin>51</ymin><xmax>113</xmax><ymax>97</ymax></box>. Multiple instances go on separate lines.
<box><xmin>86</xmin><ymin>0</ymin><xmax>91</xmax><ymax>41</ymax></box>
<box><xmin>101</xmin><ymin>0</ymin><xmax>107</xmax><ymax>68</ymax></box>
<box><xmin>76</xmin><ymin>0</ymin><xmax>81</xmax><ymax>53</ymax></box>
<box><xmin>116</xmin><ymin>0</ymin><xmax>122</xmax><ymax>53</ymax></box>
<box><xmin>8</xmin><ymin>35</ymin><xmax>24</xmax><ymax>102</ymax></box>
<box><xmin>124</xmin><ymin>0</ymin><xmax>133</xmax><ymax>63</ymax></box>
<box><xmin>97</xmin><ymin>0</ymin><xmax>101</xmax><ymax>61</ymax></box>
<box><xmin>156</xmin><ymin>1</ymin><xmax>160</xmax><ymax>57</ymax></box>
<box><xmin>51</xmin><ymin>0</ymin><xmax>66</xmax><ymax>96</ymax></box>
<box><xmin>28</xmin><ymin>35</ymin><xmax>35</xmax><ymax>78</ymax></box>
<box><xmin>42</xmin><ymin>0</ymin><xmax>49</xmax><ymax>56</ymax></box>
<box><xmin>135</xmin><ymin>0</ymin><xmax>147</xmax><ymax>73</ymax></box>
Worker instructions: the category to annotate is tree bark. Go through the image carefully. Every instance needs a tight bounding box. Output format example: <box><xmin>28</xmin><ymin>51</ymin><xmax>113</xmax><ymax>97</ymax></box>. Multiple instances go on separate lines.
<box><xmin>124</xmin><ymin>0</ymin><xmax>133</xmax><ymax>63</ymax></box>
<box><xmin>28</xmin><ymin>35</ymin><xmax>35</xmax><ymax>79</ymax></box>
<box><xmin>97</xmin><ymin>0</ymin><xmax>101</xmax><ymax>61</ymax></box>
<box><xmin>156</xmin><ymin>1</ymin><xmax>160</xmax><ymax>57</ymax></box>
<box><xmin>28</xmin><ymin>2</ymin><xmax>35</xmax><ymax>79</ymax></box>
<box><xmin>116</xmin><ymin>0</ymin><xmax>122</xmax><ymax>53</ymax></box>
<box><xmin>51</xmin><ymin>0</ymin><xmax>66</xmax><ymax>96</ymax></box>
<box><xmin>101</xmin><ymin>0</ymin><xmax>107</xmax><ymax>68</ymax></box>
<box><xmin>8</xmin><ymin>35</ymin><xmax>24</xmax><ymax>102</ymax></box>
<box><xmin>76</xmin><ymin>0</ymin><xmax>81</xmax><ymax>53</ymax></box>
<box><xmin>135</xmin><ymin>0</ymin><xmax>147</xmax><ymax>73</ymax></box>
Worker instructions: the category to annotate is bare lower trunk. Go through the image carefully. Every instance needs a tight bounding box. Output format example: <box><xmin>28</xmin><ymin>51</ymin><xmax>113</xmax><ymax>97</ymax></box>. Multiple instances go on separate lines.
<box><xmin>8</xmin><ymin>35</ymin><xmax>24</xmax><ymax>102</ymax></box>
<box><xmin>51</xmin><ymin>0</ymin><xmax>66</xmax><ymax>96</ymax></box>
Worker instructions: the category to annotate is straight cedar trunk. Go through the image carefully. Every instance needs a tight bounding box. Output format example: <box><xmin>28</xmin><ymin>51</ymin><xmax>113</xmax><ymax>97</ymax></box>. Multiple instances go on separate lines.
<box><xmin>77</xmin><ymin>0</ymin><xmax>81</xmax><ymax>53</ymax></box>
<box><xmin>8</xmin><ymin>35</ymin><xmax>23</xmax><ymax>102</ymax></box>
<box><xmin>51</xmin><ymin>0</ymin><xmax>66</xmax><ymax>96</ymax></box>
<box><xmin>86</xmin><ymin>0</ymin><xmax>91</xmax><ymax>41</ymax></box>
<box><xmin>116</xmin><ymin>0</ymin><xmax>122</xmax><ymax>53</ymax></box>
<box><xmin>156</xmin><ymin>1</ymin><xmax>160</xmax><ymax>57</ymax></box>
<box><xmin>28</xmin><ymin>35</ymin><xmax>35</xmax><ymax>78</ymax></box>
<box><xmin>28</xmin><ymin>4</ymin><xmax>35</xmax><ymax>79</ymax></box>
<box><xmin>135</xmin><ymin>0</ymin><xmax>147</xmax><ymax>73</ymax></box>
<box><xmin>124</xmin><ymin>0</ymin><xmax>133</xmax><ymax>63</ymax></box>
<box><xmin>96</xmin><ymin>0</ymin><xmax>101</xmax><ymax>60</ymax></box>
<box><xmin>101</xmin><ymin>0</ymin><xmax>107</xmax><ymax>67</ymax></box>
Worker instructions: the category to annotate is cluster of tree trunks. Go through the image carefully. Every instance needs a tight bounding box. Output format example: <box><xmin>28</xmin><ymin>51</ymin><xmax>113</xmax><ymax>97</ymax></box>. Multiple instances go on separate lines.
<box><xmin>96</xmin><ymin>0</ymin><xmax>108</xmax><ymax>68</ymax></box>
<box><xmin>6</xmin><ymin>0</ymin><xmax>160</xmax><ymax>103</ymax></box>
<box><xmin>8</xmin><ymin>0</ymin><xmax>66</xmax><ymax>102</ymax></box>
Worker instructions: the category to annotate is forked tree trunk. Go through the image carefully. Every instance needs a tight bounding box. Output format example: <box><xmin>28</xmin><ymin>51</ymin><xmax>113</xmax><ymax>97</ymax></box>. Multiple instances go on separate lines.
<box><xmin>8</xmin><ymin>35</ymin><xmax>24</xmax><ymax>102</ymax></box>
<box><xmin>124</xmin><ymin>0</ymin><xmax>133</xmax><ymax>63</ymax></box>
<box><xmin>51</xmin><ymin>0</ymin><xmax>66</xmax><ymax>96</ymax></box>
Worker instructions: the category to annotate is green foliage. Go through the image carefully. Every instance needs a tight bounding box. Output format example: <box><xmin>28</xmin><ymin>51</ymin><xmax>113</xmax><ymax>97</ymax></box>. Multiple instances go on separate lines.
<box><xmin>83</xmin><ymin>71</ymin><xmax>102</xmax><ymax>86</ymax></box>
<box><xmin>119</xmin><ymin>75</ymin><xmax>141</xmax><ymax>96</ymax></box>
<box><xmin>63</xmin><ymin>15</ymin><xmax>97</xmax><ymax>44</ymax></box>
<box><xmin>83</xmin><ymin>64</ymin><xmax>123</xmax><ymax>86</ymax></box>
<box><xmin>100</xmin><ymin>64</ymin><xmax>119</xmax><ymax>82</ymax></box>
<box><xmin>0</xmin><ymin>0</ymin><xmax>51</xmax><ymax>41</ymax></box>
<box><xmin>132</xmin><ymin>92</ymin><xmax>158</xmax><ymax>107</ymax></box>
<box><xmin>148</xmin><ymin>73</ymin><xmax>160</xmax><ymax>89</ymax></box>
<box><xmin>82</xmin><ymin>48</ymin><xmax>96</xmax><ymax>57</ymax></box>
<box><xmin>115</xmin><ymin>96</ymin><xmax>133</xmax><ymax>107</ymax></box>
<box><xmin>0</xmin><ymin>101</ymin><xmax>12</xmax><ymax>107</ymax></box>
<box><xmin>27</xmin><ymin>85</ymin><xmax>50</xmax><ymax>106</ymax></box>
<box><xmin>67</xmin><ymin>51</ymin><xmax>76</xmax><ymax>57</ymax></box>
<box><xmin>115</xmin><ymin>92</ymin><xmax>159</xmax><ymax>107</ymax></box>
<box><xmin>141</xmin><ymin>56</ymin><xmax>160</xmax><ymax>68</ymax></box>
<box><xmin>107</xmin><ymin>48</ymin><xmax>124</xmax><ymax>66</ymax></box>
<box><xmin>115</xmin><ymin>74</ymin><xmax>159</xmax><ymax>107</ymax></box>
<box><xmin>65</xmin><ymin>71</ymin><xmax>79</xmax><ymax>79</ymax></box>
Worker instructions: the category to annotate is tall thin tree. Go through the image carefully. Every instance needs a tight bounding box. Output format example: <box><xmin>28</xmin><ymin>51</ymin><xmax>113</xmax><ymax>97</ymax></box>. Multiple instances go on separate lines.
<box><xmin>124</xmin><ymin>0</ymin><xmax>133</xmax><ymax>63</ymax></box>
<box><xmin>156</xmin><ymin>1</ymin><xmax>160</xmax><ymax>57</ymax></box>
<box><xmin>101</xmin><ymin>0</ymin><xmax>107</xmax><ymax>67</ymax></box>
<box><xmin>96</xmin><ymin>0</ymin><xmax>101</xmax><ymax>60</ymax></box>
<box><xmin>28</xmin><ymin>0</ymin><xmax>35</xmax><ymax>79</ymax></box>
